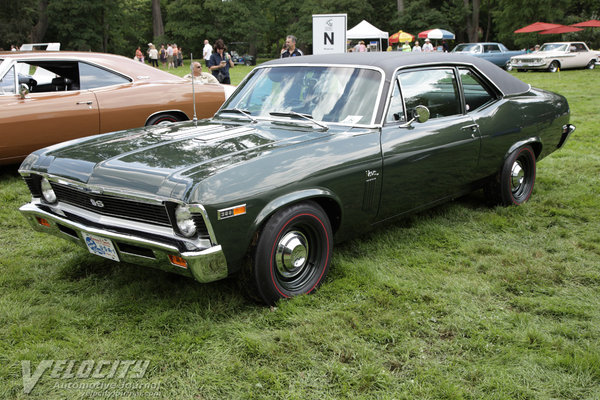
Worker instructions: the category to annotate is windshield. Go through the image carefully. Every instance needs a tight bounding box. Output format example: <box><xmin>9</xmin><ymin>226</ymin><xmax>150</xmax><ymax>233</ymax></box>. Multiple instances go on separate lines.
<box><xmin>222</xmin><ymin>65</ymin><xmax>383</xmax><ymax>126</ymax></box>
<box><xmin>452</xmin><ymin>44</ymin><xmax>480</xmax><ymax>53</ymax></box>
<box><xmin>539</xmin><ymin>43</ymin><xmax>568</xmax><ymax>52</ymax></box>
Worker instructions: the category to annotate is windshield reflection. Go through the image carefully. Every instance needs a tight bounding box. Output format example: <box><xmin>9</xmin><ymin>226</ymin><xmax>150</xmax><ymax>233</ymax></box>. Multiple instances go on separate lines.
<box><xmin>222</xmin><ymin>66</ymin><xmax>382</xmax><ymax>126</ymax></box>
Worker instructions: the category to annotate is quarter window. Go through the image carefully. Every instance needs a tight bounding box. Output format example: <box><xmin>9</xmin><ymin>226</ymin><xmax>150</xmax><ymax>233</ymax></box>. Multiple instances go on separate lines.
<box><xmin>79</xmin><ymin>62</ymin><xmax>130</xmax><ymax>90</ymax></box>
<box><xmin>0</xmin><ymin>66</ymin><xmax>16</xmax><ymax>95</ymax></box>
<box><xmin>458</xmin><ymin>68</ymin><xmax>495</xmax><ymax>112</ymax></box>
<box><xmin>398</xmin><ymin>68</ymin><xmax>461</xmax><ymax>119</ymax></box>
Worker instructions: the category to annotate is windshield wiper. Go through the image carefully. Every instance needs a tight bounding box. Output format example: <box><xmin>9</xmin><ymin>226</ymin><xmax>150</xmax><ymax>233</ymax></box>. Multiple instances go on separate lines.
<box><xmin>269</xmin><ymin>111</ymin><xmax>329</xmax><ymax>130</ymax></box>
<box><xmin>216</xmin><ymin>108</ymin><xmax>257</xmax><ymax>123</ymax></box>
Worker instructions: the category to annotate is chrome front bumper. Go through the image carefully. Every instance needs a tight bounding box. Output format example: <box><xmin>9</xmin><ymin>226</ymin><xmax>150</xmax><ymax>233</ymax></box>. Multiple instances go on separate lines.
<box><xmin>19</xmin><ymin>201</ymin><xmax>228</xmax><ymax>283</ymax></box>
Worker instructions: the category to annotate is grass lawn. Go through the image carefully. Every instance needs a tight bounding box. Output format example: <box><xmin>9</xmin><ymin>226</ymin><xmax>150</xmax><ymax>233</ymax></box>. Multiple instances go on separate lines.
<box><xmin>0</xmin><ymin>66</ymin><xmax>599</xmax><ymax>399</ymax></box>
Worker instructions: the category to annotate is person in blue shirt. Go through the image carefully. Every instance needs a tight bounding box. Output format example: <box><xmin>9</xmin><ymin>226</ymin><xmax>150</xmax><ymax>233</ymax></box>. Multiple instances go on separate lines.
<box><xmin>208</xmin><ymin>39</ymin><xmax>234</xmax><ymax>84</ymax></box>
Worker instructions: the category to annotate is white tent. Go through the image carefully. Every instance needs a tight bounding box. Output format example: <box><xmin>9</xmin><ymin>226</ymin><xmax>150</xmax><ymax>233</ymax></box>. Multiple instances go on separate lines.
<box><xmin>347</xmin><ymin>20</ymin><xmax>389</xmax><ymax>51</ymax></box>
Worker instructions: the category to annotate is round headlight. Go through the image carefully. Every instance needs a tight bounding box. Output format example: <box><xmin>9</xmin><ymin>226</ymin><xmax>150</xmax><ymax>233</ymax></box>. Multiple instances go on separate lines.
<box><xmin>41</xmin><ymin>177</ymin><xmax>57</xmax><ymax>203</ymax></box>
<box><xmin>175</xmin><ymin>204</ymin><xmax>197</xmax><ymax>237</ymax></box>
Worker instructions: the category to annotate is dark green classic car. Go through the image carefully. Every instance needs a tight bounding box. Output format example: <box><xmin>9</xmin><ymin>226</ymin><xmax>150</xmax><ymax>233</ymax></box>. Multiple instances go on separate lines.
<box><xmin>19</xmin><ymin>53</ymin><xmax>574</xmax><ymax>305</ymax></box>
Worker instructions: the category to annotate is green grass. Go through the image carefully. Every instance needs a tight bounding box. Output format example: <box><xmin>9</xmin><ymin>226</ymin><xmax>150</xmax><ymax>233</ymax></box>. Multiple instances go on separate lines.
<box><xmin>1</xmin><ymin>68</ymin><xmax>599</xmax><ymax>399</ymax></box>
<box><xmin>155</xmin><ymin>58</ymin><xmax>266</xmax><ymax>85</ymax></box>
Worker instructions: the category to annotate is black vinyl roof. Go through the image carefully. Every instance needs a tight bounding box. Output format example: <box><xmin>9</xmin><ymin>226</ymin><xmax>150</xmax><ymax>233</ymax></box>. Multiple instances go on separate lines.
<box><xmin>264</xmin><ymin>52</ymin><xmax>531</xmax><ymax>96</ymax></box>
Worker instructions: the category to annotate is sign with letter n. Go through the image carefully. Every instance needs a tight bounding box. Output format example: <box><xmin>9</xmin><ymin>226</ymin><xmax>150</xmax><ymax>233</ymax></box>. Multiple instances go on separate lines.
<box><xmin>312</xmin><ymin>14</ymin><xmax>347</xmax><ymax>55</ymax></box>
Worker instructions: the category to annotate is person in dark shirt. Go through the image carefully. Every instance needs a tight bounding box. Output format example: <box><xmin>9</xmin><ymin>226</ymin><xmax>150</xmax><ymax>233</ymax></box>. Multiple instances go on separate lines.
<box><xmin>280</xmin><ymin>35</ymin><xmax>303</xmax><ymax>58</ymax></box>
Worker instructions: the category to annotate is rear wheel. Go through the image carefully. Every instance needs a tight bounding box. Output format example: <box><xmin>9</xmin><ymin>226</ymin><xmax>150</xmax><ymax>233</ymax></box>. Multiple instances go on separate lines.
<box><xmin>485</xmin><ymin>145</ymin><xmax>536</xmax><ymax>206</ymax></box>
<box><xmin>505</xmin><ymin>63</ymin><xmax>513</xmax><ymax>71</ymax></box>
<box><xmin>241</xmin><ymin>201</ymin><xmax>333</xmax><ymax>305</ymax></box>
<box><xmin>146</xmin><ymin>113</ymin><xmax>182</xmax><ymax>126</ymax></box>
<box><xmin>548</xmin><ymin>61</ymin><xmax>559</xmax><ymax>73</ymax></box>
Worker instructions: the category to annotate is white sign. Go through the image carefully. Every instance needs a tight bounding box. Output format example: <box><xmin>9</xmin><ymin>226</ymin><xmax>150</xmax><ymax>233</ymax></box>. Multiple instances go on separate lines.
<box><xmin>312</xmin><ymin>14</ymin><xmax>347</xmax><ymax>55</ymax></box>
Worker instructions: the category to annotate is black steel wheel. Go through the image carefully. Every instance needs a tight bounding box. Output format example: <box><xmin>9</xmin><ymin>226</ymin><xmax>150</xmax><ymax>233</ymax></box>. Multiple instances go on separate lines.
<box><xmin>485</xmin><ymin>145</ymin><xmax>536</xmax><ymax>206</ymax></box>
<box><xmin>146</xmin><ymin>113</ymin><xmax>181</xmax><ymax>126</ymax></box>
<box><xmin>548</xmin><ymin>61</ymin><xmax>559</xmax><ymax>73</ymax></box>
<box><xmin>242</xmin><ymin>201</ymin><xmax>332</xmax><ymax>305</ymax></box>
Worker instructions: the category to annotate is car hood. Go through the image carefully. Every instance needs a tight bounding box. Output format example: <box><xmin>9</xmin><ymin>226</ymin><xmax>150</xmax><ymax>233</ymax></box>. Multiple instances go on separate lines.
<box><xmin>21</xmin><ymin>120</ymin><xmax>342</xmax><ymax>200</ymax></box>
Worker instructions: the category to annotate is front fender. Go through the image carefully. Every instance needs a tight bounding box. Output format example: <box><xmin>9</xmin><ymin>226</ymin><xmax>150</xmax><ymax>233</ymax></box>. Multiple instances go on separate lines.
<box><xmin>253</xmin><ymin>188</ymin><xmax>342</xmax><ymax>233</ymax></box>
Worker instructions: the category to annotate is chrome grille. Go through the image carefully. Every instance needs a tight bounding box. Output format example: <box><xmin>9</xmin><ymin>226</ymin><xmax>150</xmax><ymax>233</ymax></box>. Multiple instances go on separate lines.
<box><xmin>23</xmin><ymin>175</ymin><xmax>42</xmax><ymax>198</ymax></box>
<box><xmin>50</xmin><ymin>182</ymin><xmax>171</xmax><ymax>226</ymax></box>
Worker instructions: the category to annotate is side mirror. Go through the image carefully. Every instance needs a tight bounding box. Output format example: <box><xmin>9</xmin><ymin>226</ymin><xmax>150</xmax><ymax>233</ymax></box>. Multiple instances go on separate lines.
<box><xmin>400</xmin><ymin>105</ymin><xmax>430</xmax><ymax>128</ymax></box>
<box><xmin>19</xmin><ymin>83</ymin><xmax>29</xmax><ymax>99</ymax></box>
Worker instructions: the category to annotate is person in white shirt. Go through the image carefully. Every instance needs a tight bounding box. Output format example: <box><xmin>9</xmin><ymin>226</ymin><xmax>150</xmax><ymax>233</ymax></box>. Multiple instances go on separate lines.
<box><xmin>412</xmin><ymin>40</ymin><xmax>422</xmax><ymax>52</ymax></box>
<box><xmin>203</xmin><ymin>39</ymin><xmax>213</xmax><ymax>67</ymax></box>
<box><xmin>422</xmin><ymin>38</ymin><xmax>434</xmax><ymax>52</ymax></box>
<box><xmin>184</xmin><ymin>62</ymin><xmax>219</xmax><ymax>84</ymax></box>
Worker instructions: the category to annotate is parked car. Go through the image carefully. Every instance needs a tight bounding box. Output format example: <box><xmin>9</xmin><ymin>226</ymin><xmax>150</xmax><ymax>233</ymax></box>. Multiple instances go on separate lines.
<box><xmin>228</xmin><ymin>42</ymin><xmax>256</xmax><ymax>66</ymax></box>
<box><xmin>510</xmin><ymin>42</ymin><xmax>599</xmax><ymax>72</ymax></box>
<box><xmin>18</xmin><ymin>53</ymin><xmax>574</xmax><ymax>305</ymax></box>
<box><xmin>451</xmin><ymin>42</ymin><xmax>525</xmax><ymax>70</ymax></box>
<box><xmin>0</xmin><ymin>51</ymin><xmax>234</xmax><ymax>165</ymax></box>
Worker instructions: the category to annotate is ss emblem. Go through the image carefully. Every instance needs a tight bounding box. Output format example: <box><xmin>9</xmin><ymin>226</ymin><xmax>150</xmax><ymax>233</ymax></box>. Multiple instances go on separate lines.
<box><xmin>90</xmin><ymin>199</ymin><xmax>104</xmax><ymax>208</ymax></box>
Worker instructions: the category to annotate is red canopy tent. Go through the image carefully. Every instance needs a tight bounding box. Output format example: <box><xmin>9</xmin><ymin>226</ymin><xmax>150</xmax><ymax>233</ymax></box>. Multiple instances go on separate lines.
<box><xmin>539</xmin><ymin>25</ymin><xmax>583</xmax><ymax>34</ymax></box>
<box><xmin>571</xmin><ymin>19</ymin><xmax>600</xmax><ymax>28</ymax></box>
<box><xmin>514</xmin><ymin>22</ymin><xmax>562</xmax><ymax>33</ymax></box>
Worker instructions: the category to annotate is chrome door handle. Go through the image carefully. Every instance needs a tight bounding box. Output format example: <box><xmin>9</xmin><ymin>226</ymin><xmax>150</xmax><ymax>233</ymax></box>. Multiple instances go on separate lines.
<box><xmin>460</xmin><ymin>123</ymin><xmax>479</xmax><ymax>131</ymax></box>
<box><xmin>76</xmin><ymin>101</ymin><xmax>93</xmax><ymax>105</ymax></box>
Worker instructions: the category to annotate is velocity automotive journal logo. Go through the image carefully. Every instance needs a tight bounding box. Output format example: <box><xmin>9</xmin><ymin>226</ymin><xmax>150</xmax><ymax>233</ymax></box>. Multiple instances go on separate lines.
<box><xmin>21</xmin><ymin>359</ymin><xmax>156</xmax><ymax>395</ymax></box>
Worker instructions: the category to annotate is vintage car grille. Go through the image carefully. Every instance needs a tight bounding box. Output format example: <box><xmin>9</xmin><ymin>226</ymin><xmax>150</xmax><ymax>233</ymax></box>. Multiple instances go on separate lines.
<box><xmin>50</xmin><ymin>181</ymin><xmax>172</xmax><ymax>226</ymax></box>
<box><xmin>23</xmin><ymin>175</ymin><xmax>42</xmax><ymax>198</ymax></box>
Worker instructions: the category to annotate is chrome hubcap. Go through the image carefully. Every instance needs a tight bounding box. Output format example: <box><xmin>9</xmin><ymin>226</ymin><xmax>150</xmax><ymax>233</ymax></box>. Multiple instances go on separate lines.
<box><xmin>511</xmin><ymin>161</ymin><xmax>525</xmax><ymax>193</ymax></box>
<box><xmin>276</xmin><ymin>231</ymin><xmax>309</xmax><ymax>279</ymax></box>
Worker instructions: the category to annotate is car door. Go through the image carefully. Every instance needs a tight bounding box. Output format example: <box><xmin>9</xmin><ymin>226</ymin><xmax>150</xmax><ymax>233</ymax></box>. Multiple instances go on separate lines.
<box><xmin>378</xmin><ymin>67</ymin><xmax>481</xmax><ymax>220</ymax></box>
<box><xmin>0</xmin><ymin>60</ymin><xmax>99</xmax><ymax>164</ymax></box>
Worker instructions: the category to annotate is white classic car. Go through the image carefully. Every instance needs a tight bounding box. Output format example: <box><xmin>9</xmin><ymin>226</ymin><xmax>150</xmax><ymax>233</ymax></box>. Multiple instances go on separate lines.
<box><xmin>510</xmin><ymin>42</ymin><xmax>599</xmax><ymax>72</ymax></box>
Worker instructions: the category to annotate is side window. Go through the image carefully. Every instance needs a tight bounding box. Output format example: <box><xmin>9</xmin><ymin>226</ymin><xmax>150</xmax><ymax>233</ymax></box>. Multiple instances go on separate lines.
<box><xmin>385</xmin><ymin>79</ymin><xmax>405</xmax><ymax>124</ymax></box>
<box><xmin>458</xmin><ymin>68</ymin><xmax>495</xmax><ymax>112</ymax></box>
<box><xmin>79</xmin><ymin>62</ymin><xmax>130</xmax><ymax>90</ymax></box>
<box><xmin>0</xmin><ymin>66</ymin><xmax>16</xmax><ymax>95</ymax></box>
<box><xmin>398</xmin><ymin>68</ymin><xmax>461</xmax><ymax>119</ymax></box>
<box><xmin>483</xmin><ymin>44</ymin><xmax>500</xmax><ymax>53</ymax></box>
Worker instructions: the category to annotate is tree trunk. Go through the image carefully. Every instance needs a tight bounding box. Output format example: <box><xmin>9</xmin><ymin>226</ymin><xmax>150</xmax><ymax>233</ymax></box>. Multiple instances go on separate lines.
<box><xmin>397</xmin><ymin>0</ymin><xmax>404</xmax><ymax>13</ymax></box>
<box><xmin>31</xmin><ymin>0</ymin><xmax>49</xmax><ymax>43</ymax></box>
<box><xmin>152</xmin><ymin>0</ymin><xmax>164</xmax><ymax>39</ymax></box>
<box><xmin>463</xmin><ymin>0</ymin><xmax>480</xmax><ymax>42</ymax></box>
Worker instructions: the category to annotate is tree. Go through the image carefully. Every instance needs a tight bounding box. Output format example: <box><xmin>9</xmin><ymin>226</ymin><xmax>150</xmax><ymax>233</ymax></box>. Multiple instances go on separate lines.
<box><xmin>152</xmin><ymin>0</ymin><xmax>164</xmax><ymax>39</ymax></box>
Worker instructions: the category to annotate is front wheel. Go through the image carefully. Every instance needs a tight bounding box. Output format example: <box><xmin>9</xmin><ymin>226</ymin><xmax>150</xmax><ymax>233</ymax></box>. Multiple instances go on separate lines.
<box><xmin>548</xmin><ymin>61</ymin><xmax>559</xmax><ymax>73</ymax></box>
<box><xmin>241</xmin><ymin>201</ymin><xmax>333</xmax><ymax>305</ymax></box>
<box><xmin>484</xmin><ymin>145</ymin><xmax>536</xmax><ymax>206</ymax></box>
<box><xmin>505</xmin><ymin>63</ymin><xmax>513</xmax><ymax>71</ymax></box>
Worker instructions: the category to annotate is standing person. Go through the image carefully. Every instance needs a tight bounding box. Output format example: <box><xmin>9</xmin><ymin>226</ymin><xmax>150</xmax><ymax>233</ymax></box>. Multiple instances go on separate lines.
<box><xmin>422</xmin><ymin>38</ymin><xmax>434</xmax><ymax>52</ymax></box>
<box><xmin>135</xmin><ymin>46</ymin><xmax>143</xmax><ymax>62</ymax></box>
<box><xmin>148</xmin><ymin>44</ymin><xmax>159</xmax><ymax>67</ymax></box>
<box><xmin>442</xmin><ymin>40</ymin><xmax>449</xmax><ymax>52</ymax></box>
<box><xmin>280</xmin><ymin>35</ymin><xmax>303</xmax><ymax>58</ymax></box>
<box><xmin>401</xmin><ymin>41</ymin><xmax>411</xmax><ymax>52</ymax></box>
<box><xmin>412</xmin><ymin>40</ymin><xmax>422</xmax><ymax>52</ymax></box>
<box><xmin>159</xmin><ymin>44</ymin><xmax>166</xmax><ymax>66</ymax></box>
<box><xmin>167</xmin><ymin>44</ymin><xmax>174</xmax><ymax>69</ymax></box>
<box><xmin>177</xmin><ymin>46</ymin><xmax>183</xmax><ymax>67</ymax></box>
<box><xmin>358</xmin><ymin>40</ymin><xmax>367</xmax><ymax>52</ymax></box>
<box><xmin>203</xmin><ymin>39</ymin><xmax>213</xmax><ymax>67</ymax></box>
<box><xmin>209</xmin><ymin>39</ymin><xmax>234</xmax><ymax>84</ymax></box>
<box><xmin>172</xmin><ymin>45</ymin><xmax>179</xmax><ymax>68</ymax></box>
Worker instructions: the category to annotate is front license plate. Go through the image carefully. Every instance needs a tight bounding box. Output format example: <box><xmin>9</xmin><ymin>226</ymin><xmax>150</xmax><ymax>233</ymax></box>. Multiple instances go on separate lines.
<box><xmin>82</xmin><ymin>233</ymin><xmax>120</xmax><ymax>262</ymax></box>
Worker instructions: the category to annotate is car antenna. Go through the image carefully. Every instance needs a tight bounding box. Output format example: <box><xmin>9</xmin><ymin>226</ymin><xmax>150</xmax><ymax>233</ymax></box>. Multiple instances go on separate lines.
<box><xmin>190</xmin><ymin>53</ymin><xmax>198</xmax><ymax>124</ymax></box>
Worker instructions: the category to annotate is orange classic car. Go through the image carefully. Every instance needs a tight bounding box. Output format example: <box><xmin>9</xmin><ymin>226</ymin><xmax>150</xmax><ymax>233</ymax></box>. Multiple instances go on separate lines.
<box><xmin>0</xmin><ymin>51</ymin><xmax>233</xmax><ymax>165</ymax></box>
